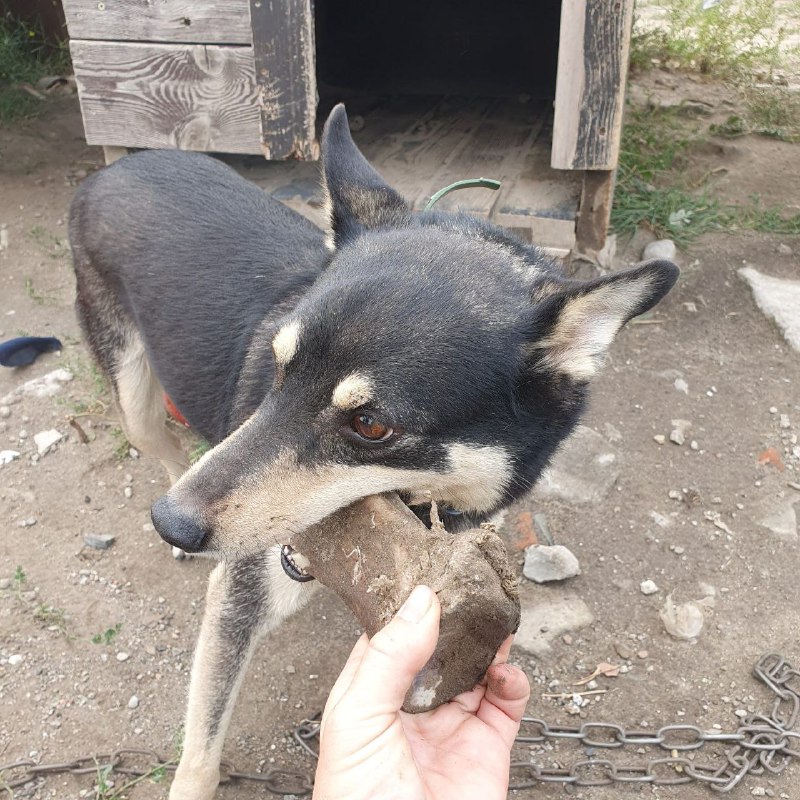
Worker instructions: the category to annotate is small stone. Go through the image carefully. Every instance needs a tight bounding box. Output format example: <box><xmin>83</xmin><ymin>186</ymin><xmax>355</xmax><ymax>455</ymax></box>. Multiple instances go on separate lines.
<box><xmin>643</xmin><ymin>239</ymin><xmax>677</xmax><ymax>261</ymax></box>
<box><xmin>8</xmin><ymin>654</ymin><xmax>23</xmax><ymax>666</ymax></box>
<box><xmin>673</xmin><ymin>546</ymin><xmax>685</xmax><ymax>555</ymax></box>
<box><xmin>128</xmin><ymin>447</ymin><xmax>139</xmax><ymax>459</ymax></box>
<box><xmin>780</xmin><ymin>414</ymin><xmax>791</xmax><ymax>429</ymax></box>
<box><xmin>690</xmin><ymin>440</ymin><xmax>699</xmax><ymax>450</ymax></box>
<box><xmin>669</xmin><ymin>419</ymin><xmax>692</xmax><ymax>446</ymax></box>
<box><xmin>562</xmin><ymin>634</ymin><xmax>573</xmax><ymax>645</ymax></box>
<box><xmin>735</xmin><ymin>709</ymin><xmax>748</xmax><ymax>718</ymax></box>
<box><xmin>769</xmin><ymin>406</ymin><xmax>778</xmax><ymax>414</ymax></box>
<box><xmin>0</xmin><ymin>578</ymin><xmax>10</xmax><ymax>590</ymax></box>
<box><xmin>614</xmin><ymin>641</ymin><xmax>636</xmax><ymax>660</ymax></box>
<box><xmin>123</xmin><ymin>486</ymin><xmax>133</xmax><ymax>499</ymax></box>
<box><xmin>586</xmin><ymin>680</ymin><xmax>599</xmax><ymax>690</ymax></box>
<box><xmin>84</xmin><ymin>533</ymin><xmax>116</xmax><ymax>550</ymax></box>
<box><xmin>778</xmin><ymin>243</ymin><xmax>793</xmax><ymax>256</ymax></box>
<box><xmin>640</xmin><ymin>580</ymin><xmax>659</xmax><ymax>595</ymax></box>
<box><xmin>17</xmin><ymin>517</ymin><xmax>37</xmax><ymax>528</ymax></box>
<box><xmin>0</xmin><ymin>405</ymin><xmax>10</xmax><ymax>418</ymax></box>
<box><xmin>752</xmin><ymin>788</ymin><xmax>767</xmax><ymax>797</ymax></box>
<box><xmin>116</xmin><ymin>652</ymin><xmax>130</xmax><ymax>662</ymax></box>
<box><xmin>18</xmin><ymin>429</ymin><xmax>27</xmax><ymax>440</ymax></box>
<box><xmin>523</xmin><ymin>545</ymin><xmax>581</xmax><ymax>583</ymax></box>
<box><xmin>674</xmin><ymin>378</ymin><xmax>689</xmax><ymax>394</ymax></box>
<box><xmin>653</xmin><ymin>434</ymin><xmax>666</xmax><ymax>445</ymax></box>
<box><xmin>637</xmin><ymin>650</ymin><xmax>649</xmax><ymax>659</ymax></box>
<box><xmin>33</xmin><ymin>428</ymin><xmax>62</xmax><ymax>455</ymax></box>
<box><xmin>0</xmin><ymin>449</ymin><xmax>21</xmax><ymax>466</ymax></box>
<box><xmin>127</xmin><ymin>695</ymin><xmax>139</xmax><ymax>709</ymax></box>
<box><xmin>668</xmin><ymin>489</ymin><xmax>681</xmax><ymax>500</ymax></box>
<box><xmin>286</xmin><ymin>664</ymin><xmax>296</xmax><ymax>674</ymax></box>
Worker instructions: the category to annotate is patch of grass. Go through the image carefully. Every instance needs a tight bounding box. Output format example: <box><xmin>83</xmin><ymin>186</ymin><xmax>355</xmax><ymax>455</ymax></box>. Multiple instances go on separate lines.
<box><xmin>0</xmin><ymin>13</ymin><xmax>72</xmax><ymax>124</ymax></box>
<box><xmin>612</xmin><ymin>105</ymin><xmax>800</xmax><ymax>244</ymax></box>
<box><xmin>189</xmin><ymin>438</ymin><xmax>211</xmax><ymax>464</ymax></box>
<box><xmin>33</xmin><ymin>603</ymin><xmax>69</xmax><ymax>636</ymax></box>
<box><xmin>29</xmin><ymin>224</ymin><xmax>69</xmax><ymax>259</ymax></box>
<box><xmin>24</xmin><ymin>276</ymin><xmax>60</xmax><ymax>305</ymax></box>
<box><xmin>630</xmin><ymin>0</ymin><xmax>796</xmax><ymax>78</ymax></box>
<box><xmin>91</xmin><ymin>622</ymin><xmax>122</xmax><ymax>646</ymax></box>
<box><xmin>110</xmin><ymin>426</ymin><xmax>132</xmax><ymax>461</ymax></box>
<box><xmin>712</xmin><ymin>86</ymin><xmax>800</xmax><ymax>143</ymax></box>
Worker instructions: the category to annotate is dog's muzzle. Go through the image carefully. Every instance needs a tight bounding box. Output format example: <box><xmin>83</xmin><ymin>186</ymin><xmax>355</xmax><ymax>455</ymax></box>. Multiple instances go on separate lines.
<box><xmin>281</xmin><ymin>544</ymin><xmax>315</xmax><ymax>582</ymax></box>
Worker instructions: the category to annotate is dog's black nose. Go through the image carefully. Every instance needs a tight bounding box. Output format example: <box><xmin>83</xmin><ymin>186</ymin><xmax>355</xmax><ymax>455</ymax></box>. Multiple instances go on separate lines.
<box><xmin>151</xmin><ymin>494</ymin><xmax>207</xmax><ymax>553</ymax></box>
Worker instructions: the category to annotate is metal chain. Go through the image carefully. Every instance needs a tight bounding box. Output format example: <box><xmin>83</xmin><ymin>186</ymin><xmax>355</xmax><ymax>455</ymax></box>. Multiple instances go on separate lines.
<box><xmin>1</xmin><ymin>654</ymin><xmax>797</xmax><ymax>796</ymax></box>
<box><xmin>510</xmin><ymin>653</ymin><xmax>800</xmax><ymax>792</ymax></box>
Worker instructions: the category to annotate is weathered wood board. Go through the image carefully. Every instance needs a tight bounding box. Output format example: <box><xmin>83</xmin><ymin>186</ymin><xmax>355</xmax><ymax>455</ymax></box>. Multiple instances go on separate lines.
<box><xmin>251</xmin><ymin>0</ymin><xmax>318</xmax><ymax>160</ymax></box>
<box><xmin>70</xmin><ymin>41</ymin><xmax>262</xmax><ymax>154</ymax></box>
<box><xmin>551</xmin><ymin>0</ymin><xmax>634</xmax><ymax>170</ymax></box>
<box><xmin>63</xmin><ymin>0</ymin><xmax>252</xmax><ymax>45</ymax></box>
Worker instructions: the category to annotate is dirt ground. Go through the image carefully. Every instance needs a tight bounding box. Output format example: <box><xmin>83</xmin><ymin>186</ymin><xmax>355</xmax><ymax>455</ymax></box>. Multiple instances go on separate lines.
<box><xmin>1</xmin><ymin>76</ymin><xmax>800</xmax><ymax>800</ymax></box>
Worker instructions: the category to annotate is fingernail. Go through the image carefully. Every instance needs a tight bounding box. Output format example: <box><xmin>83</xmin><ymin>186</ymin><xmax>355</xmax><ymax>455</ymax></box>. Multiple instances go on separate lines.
<box><xmin>397</xmin><ymin>585</ymin><xmax>433</xmax><ymax>623</ymax></box>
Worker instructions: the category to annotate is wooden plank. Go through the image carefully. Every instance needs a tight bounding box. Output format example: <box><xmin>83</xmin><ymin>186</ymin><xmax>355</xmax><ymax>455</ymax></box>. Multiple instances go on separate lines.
<box><xmin>62</xmin><ymin>0</ymin><xmax>252</xmax><ymax>45</ymax></box>
<box><xmin>551</xmin><ymin>0</ymin><xmax>634</xmax><ymax>170</ymax></box>
<box><xmin>102</xmin><ymin>146</ymin><xmax>128</xmax><ymax>165</ymax></box>
<box><xmin>575</xmin><ymin>169</ymin><xmax>615</xmax><ymax>254</ymax></box>
<box><xmin>493</xmin><ymin>214</ymin><xmax>576</xmax><ymax>252</ymax></box>
<box><xmin>251</xmin><ymin>0</ymin><xmax>318</xmax><ymax>160</ymax></box>
<box><xmin>427</xmin><ymin>99</ymin><xmax>548</xmax><ymax>218</ymax></box>
<box><xmin>371</xmin><ymin>96</ymin><xmax>497</xmax><ymax>208</ymax></box>
<box><xmin>71</xmin><ymin>41</ymin><xmax>262</xmax><ymax>154</ymax></box>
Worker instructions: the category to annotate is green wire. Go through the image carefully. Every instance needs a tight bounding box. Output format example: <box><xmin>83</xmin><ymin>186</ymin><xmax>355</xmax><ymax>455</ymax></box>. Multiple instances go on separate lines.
<box><xmin>424</xmin><ymin>178</ymin><xmax>502</xmax><ymax>212</ymax></box>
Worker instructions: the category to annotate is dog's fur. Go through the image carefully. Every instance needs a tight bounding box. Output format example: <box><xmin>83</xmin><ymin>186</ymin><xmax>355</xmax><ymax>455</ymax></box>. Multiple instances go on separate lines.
<box><xmin>69</xmin><ymin>104</ymin><xmax>678</xmax><ymax>799</ymax></box>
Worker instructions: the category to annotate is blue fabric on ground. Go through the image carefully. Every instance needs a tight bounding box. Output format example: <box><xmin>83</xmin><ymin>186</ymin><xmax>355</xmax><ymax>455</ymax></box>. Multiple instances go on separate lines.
<box><xmin>0</xmin><ymin>336</ymin><xmax>63</xmax><ymax>367</ymax></box>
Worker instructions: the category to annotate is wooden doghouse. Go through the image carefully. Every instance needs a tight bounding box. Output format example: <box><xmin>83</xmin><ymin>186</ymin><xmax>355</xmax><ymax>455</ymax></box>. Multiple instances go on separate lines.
<box><xmin>63</xmin><ymin>0</ymin><xmax>634</xmax><ymax>255</ymax></box>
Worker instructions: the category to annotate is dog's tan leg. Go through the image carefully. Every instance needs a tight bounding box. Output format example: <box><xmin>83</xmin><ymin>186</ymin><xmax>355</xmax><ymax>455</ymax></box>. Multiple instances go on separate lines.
<box><xmin>115</xmin><ymin>332</ymin><xmax>189</xmax><ymax>558</ymax></box>
<box><xmin>115</xmin><ymin>332</ymin><xmax>188</xmax><ymax>485</ymax></box>
<box><xmin>169</xmin><ymin>548</ymin><xmax>317</xmax><ymax>800</ymax></box>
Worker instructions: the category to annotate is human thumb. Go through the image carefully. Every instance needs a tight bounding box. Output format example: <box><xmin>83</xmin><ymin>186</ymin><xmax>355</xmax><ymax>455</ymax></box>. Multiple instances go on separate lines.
<box><xmin>343</xmin><ymin>585</ymin><xmax>441</xmax><ymax>715</ymax></box>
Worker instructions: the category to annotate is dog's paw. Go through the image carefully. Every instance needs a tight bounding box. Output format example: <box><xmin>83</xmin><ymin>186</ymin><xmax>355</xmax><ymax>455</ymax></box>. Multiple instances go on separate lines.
<box><xmin>172</xmin><ymin>545</ymin><xmax>187</xmax><ymax>560</ymax></box>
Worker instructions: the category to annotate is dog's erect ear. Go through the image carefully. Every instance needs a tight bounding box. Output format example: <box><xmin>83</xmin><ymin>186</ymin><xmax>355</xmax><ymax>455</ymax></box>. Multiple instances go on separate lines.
<box><xmin>528</xmin><ymin>260</ymin><xmax>679</xmax><ymax>380</ymax></box>
<box><xmin>321</xmin><ymin>104</ymin><xmax>411</xmax><ymax>249</ymax></box>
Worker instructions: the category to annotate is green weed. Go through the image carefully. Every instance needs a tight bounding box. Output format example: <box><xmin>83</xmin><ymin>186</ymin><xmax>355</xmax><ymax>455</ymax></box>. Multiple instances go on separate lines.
<box><xmin>0</xmin><ymin>13</ymin><xmax>72</xmax><ymax>124</ymax></box>
<box><xmin>711</xmin><ymin>86</ymin><xmax>800</xmax><ymax>143</ymax></box>
<box><xmin>91</xmin><ymin>622</ymin><xmax>122</xmax><ymax>646</ymax></box>
<box><xmin>630</xmin><ymin>0</ymin><xmax>795</xmax><ymax>78</ymax></box>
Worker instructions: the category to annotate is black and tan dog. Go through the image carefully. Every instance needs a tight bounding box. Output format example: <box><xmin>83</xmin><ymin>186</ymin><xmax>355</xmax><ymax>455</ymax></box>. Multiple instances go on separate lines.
<box><xmin>69</xmin><ymin>104</ymin><xmax>678</xmax><ymax>799</ymax></box>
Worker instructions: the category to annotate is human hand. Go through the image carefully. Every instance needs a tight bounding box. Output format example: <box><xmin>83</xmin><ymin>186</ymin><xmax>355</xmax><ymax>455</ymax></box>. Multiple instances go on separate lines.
<box><xmin>313</xmin><ymin>585</ymin><xmax>530</xmax><ymax>800</ymax></box>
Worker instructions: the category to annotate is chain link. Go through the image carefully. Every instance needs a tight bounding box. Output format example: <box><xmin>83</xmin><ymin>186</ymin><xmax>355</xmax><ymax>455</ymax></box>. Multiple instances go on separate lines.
<box><xmin>1</xmin><ymin>653</ymin><xmax>797</xmax><ymax>795</ymax></box>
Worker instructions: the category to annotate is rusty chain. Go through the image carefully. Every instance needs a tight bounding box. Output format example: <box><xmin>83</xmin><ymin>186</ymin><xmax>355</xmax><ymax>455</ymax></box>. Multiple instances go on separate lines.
<box><xmin>1</xmin><ymin>653</ymin><xmax>797</xmax><ymax>796</ymax></box>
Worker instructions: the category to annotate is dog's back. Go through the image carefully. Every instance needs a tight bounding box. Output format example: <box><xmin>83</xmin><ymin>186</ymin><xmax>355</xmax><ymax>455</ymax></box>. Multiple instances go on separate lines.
<box><xmin>70</xmin><ymin>150</ymin><xmax>327</xmax><ymax>443</ymax></box>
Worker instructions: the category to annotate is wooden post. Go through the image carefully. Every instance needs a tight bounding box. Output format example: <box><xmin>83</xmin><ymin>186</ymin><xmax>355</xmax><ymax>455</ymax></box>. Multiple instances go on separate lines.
<box><xmin>575</xmin><ymin>169</ymin><xmax>615</xmax><ymax>255</ymax></box>
<box><xmin>250</xmin><ymin>0</ymin><xmax>319</xmax><ymax>161</ymax></box>
<box><xmin>551</xmin><ymin>0</ymin><xmax>635</xmax><ymax>171</ymax></box>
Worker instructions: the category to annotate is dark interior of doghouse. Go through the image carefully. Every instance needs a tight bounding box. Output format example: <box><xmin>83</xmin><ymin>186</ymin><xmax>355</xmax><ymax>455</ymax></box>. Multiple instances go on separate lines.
<box><xmin>315</xmin><ymin>0</ymin><xmax>562</xmax><ymax>98</ymax></box>
<box><xmin>311</xmin><ymin>0</ymin><xmax>579</xmax><ymax>251</ymax></box>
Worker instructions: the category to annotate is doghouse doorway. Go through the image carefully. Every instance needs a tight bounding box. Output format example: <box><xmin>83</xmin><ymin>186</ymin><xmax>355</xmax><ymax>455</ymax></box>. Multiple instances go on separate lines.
<box><xmin>313</xmin><ymin>0</ymin><xmax>579</xmax><ymax>253</ymax></box>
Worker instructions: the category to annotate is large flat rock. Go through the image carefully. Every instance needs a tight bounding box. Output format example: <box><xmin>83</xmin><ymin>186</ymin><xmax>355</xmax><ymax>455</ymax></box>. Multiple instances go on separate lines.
<box><xmin>533</xmin><ymin>425</ymin><xmax>621</xmax><ymax>505</ymax></box>
<box><xmin>739</xmin><ymin>267</ymin><xmax>800</xmax><ymax>352</ymax></box>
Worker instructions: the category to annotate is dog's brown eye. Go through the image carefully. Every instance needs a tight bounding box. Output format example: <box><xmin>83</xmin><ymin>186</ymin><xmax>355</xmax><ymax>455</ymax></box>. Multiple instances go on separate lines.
<box><xmin>351</xmin><ymin>413</ymin><xmax>393</xmax><ymax>441</ymax></box>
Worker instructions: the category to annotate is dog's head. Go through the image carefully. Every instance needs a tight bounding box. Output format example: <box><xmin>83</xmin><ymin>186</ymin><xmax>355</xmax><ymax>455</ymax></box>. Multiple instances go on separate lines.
<box><xmin>152</xmin><ymin>104</ymin><xmax>678</xmax><ymax>562</ymax></box>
